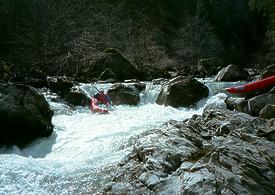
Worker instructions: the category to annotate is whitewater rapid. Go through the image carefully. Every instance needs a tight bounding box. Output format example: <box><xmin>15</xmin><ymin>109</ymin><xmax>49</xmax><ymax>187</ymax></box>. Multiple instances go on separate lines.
<box><xmin>0</xmin><ymin>81</ymin><xmax>229</xmax><ymax>194</ymax></box>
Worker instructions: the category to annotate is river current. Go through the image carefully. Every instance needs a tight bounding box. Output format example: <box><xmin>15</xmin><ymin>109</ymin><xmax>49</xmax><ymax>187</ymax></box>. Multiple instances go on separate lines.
<box><xmin>0</xmin><ymin>80</ymin><xmax>239</xmax><ymax>194</ymax></box>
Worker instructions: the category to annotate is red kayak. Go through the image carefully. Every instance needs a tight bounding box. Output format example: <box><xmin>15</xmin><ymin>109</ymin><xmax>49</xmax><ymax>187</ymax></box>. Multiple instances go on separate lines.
<box><xmin>225</xmin><ymin>75</ymin><xmax>275</xmax><ymax>94</ymax></box>
<box><xmin>90</xmin><ymin>97</ymin><xmax>109</xmax><ymax>114</ymax></box>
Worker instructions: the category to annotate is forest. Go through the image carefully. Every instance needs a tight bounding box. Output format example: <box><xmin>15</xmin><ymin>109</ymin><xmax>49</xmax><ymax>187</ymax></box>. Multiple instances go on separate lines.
<box><xmin>0</xmin><ymin>0</ymin><xmax>274</xmax><ymax>81</ymax></box>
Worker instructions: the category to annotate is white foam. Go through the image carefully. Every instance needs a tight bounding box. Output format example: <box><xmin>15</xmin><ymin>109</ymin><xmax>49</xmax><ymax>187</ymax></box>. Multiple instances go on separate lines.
<box><xmin>0</xmin><ymin>82</ymin><xmax>227</xmax><ymax>194</ymax></box>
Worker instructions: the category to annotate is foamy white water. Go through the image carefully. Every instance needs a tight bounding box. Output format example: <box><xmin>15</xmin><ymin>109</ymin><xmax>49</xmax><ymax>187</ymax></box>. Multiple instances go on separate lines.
<box><xmin>0</xmin><ymin>82</ymin><xmax>227</xmax><ymax>194</ymax></box>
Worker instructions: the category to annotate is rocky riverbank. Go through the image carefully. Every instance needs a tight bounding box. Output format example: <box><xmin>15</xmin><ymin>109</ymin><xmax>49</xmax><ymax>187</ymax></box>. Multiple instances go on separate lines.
<box><xmin>102</xmin><ymin>103</ymin><xmax>275</xmax><ymax>194</ymax></box>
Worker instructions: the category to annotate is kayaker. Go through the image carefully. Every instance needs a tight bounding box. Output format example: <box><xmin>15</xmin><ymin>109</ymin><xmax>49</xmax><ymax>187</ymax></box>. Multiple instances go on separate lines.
<box><xmin>93</xmin><ymin>90</ymin><xmax>112</xmax><ymax>107</ymax></box>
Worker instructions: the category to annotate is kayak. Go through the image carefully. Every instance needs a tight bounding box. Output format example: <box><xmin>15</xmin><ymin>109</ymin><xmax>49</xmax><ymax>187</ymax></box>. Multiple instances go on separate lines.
<box><xmin>225</xmin><ymin>75</ymin><xmax>275</xmax><ymax>95</ymax></box>
<box><xmin>90</xmin><ymin>97</ymin><xmax>109</xmax><ymax>114</ymax></box>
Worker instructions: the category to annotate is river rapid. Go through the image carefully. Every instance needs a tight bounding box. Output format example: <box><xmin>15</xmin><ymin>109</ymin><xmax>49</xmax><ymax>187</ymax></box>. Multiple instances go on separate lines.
<box><xmin>0</xmin><ymin>80</ymin><xmax>239</xmax><ymax>194</ymax></box>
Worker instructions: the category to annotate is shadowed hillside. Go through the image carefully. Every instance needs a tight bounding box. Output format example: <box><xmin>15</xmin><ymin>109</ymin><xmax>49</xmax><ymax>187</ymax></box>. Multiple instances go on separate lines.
<box><xmin>0</xmin><ymin>0</ymin><xmax>274</xmax><ymax>81</ymax></box>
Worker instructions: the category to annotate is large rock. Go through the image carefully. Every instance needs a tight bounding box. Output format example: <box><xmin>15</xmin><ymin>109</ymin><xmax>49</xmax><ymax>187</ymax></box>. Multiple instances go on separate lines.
<box><xmin>65</xmin><ymin>86</ymin><xmax>91</xmax><ymax>106</ymax></box>
<box><xmin>107</xmin><ymin>83</ymin><xmax>140</xmax><ymax>105</ymax></box>
<box><xmin>225</xmin><ymin>96</ymin><xmax>244</xmax><ymax>110</ymax></box>
<box><xmin>46</xmin><ymin>76</ymin><xmax>75</xmax><ymax>97</ymax></box>
<box><xmin>103</xmin><ymin>106</ymin><xmax>275</xmax><ymax>194</ymax></box>
<box><xmin>237</xmin><ymin>93</ymin><xmax>275</xmax><ymax>116</ymax></box>
<box><xmin>214</xmin><ymin>64</ymin><xmax>249</xmax><ymax>82</ymax></box>
<box><xmin>77</xmin><ymin>49</ymin><xmax>170</xmax><ymax>81</ymax></box>
<box><xmin>0</xmin><ymin>83</ymin><xmax>53</xmax><ymax>146</ymax></box>
<box><xmin>91</xmin><ymin>48</ymin><xmax>145</xmax><ymax>81</ymax></box>
<box><xmin>156</xmin><ymin>76</ymin><xmax>209</xmax><ymax>107</ymax></box>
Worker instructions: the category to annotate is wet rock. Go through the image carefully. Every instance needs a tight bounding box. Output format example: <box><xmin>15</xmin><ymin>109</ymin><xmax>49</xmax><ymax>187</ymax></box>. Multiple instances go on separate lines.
<box><xmin>0</xmin><ymin>83</ymin><xmax>53</xmax><ymax>146</ymax></box>
<box><xmin>156</xmin><ymin>76</ymin><xmax>209</xmax><ymax>108</ymax></box>
<box><xmin>138</xmin><ymin>172</ymin><xmax>160</xmax><ymax>188</ymax></box>
<box><xmin>214</xmin><ymin>64</ymin><xmax>249</xmax><ymax>82</ymax></box>
<box><xmin>259</xmin><ymin>104</ymin><xmax>275</xmax><ymax>119</ymax></box>
<box><xmin>103</xmin><ymin>106</ymin><xmax>275</xmax><ymax>194</ymax></box>
<box><xmin>65</xmin><ymin>86</ymin><xmax>91</xmax><ymax>106</ymax></box>
<box><xmin>130</xmin><ymin>82</ymin><xmax>146</xmax><ymax>92</ymax></box>
<box><xmin>267</xmin><ymin>118</ymin><xmax>275</xmax><ymax>130</ymax></box>
<box><xmin>225</xmin><ymin>97</ymin><xmax>244</xmax><ymax>110</ymax></box>
<box><xmin>107</xmin><ymin>83</ymin><xmax>140</xmax><ymax>105</ymax></box>
<box><xmin>46</xmin><ymin>76</ymin><xmax>75</xmax><ymax>97</ymax></box>
<box><xmin>236</xmin><ymin>93</ymin><xmax>275</xmax><ymax>116</ymax></box>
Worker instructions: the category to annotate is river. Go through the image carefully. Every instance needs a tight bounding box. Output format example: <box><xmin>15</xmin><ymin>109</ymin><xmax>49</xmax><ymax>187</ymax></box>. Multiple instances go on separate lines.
<box><xmin>0</xmin><ymin>80</ymin><xmax>239</xmax><ymax>194</ymax></box>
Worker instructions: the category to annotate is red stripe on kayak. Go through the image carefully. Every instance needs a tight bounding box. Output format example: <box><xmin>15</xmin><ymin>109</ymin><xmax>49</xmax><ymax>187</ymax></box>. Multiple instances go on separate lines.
<box><xmin>226</xmin><ymin>75</ymin><xmax>275</xmax><ymax>93</ymax></box>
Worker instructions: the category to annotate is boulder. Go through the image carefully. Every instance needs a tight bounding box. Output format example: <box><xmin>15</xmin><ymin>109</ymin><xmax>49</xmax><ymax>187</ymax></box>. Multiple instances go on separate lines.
<box><xmin>214</xmin><ymin>64</ymin><xmax>249</xmax><ymax>82</ymax></box>
<box><xmin>259</xmin><ymin>104</ymin><xmax>275</xmax><ymax>119</ymax></box>
<box><xmin>127</xmin><ymin>82</ymin><xmax>146</xmax><ymax>92</ymax></box>
<box><xmin>122</xmin><ymin>79</ymin><xmax>146</xmax><ymax>92</ymax></box>
<box><xmin>156</xmin><ymin>76</ymin><xmax>209</xmax><ymax>108</ymax></box>
<box><xmin>237</xmin><ymin>93</ymin><xmax>275</xmax><ymax>116</ymax></box>
<box><xmin>0</xmin><ymin>83</ymin><xmax>53</xmax><ymax>146</ymax></box>
<box><xmin>92</xmin><ymin>48</ymin><xmax>145</xmax><ymax>81</ymax></box>
<box><xmin>107</xmin><ymin>83</ymin><xmax>140</xmax><ymax>105</ymax></box>
<box><xmin>65</xmin><ymin>86</ymin><xmax>91</xmax><ymax>106</ymax></box>
<box><xmin>46</xmin><ymin>76</ymin><xmax>75</xmax><ymax>97</ymax></box>
<box><xmin>225</xmin><ymin>97</ymin><xmax>244</xmax><ymax>110</ymax></box>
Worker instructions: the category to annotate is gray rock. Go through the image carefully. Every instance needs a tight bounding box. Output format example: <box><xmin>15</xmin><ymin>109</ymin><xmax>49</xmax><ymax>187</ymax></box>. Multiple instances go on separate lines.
<box><xmin>156</xmin><ymin>76</ymin><xmax>209</xmax><ymax>108</ymax></box>
<box><xmin>65</xmin><ymin>86</ymin><xmax>91</xmax><ymax>106</ymax></box>
<box><xmin>214</xmin><ymin>64</ymin><xmax>249</xmax><ymax>82</ymax></box>
<box><xmin>107</xmin><ymin>83</ymin><xmax>140</xmax><ymax>105</ymax></box>
<box><xmin>103</xmin><ymin>106</ymin><xmax>275</xmax><ymax>194</ymax></box>
<box><xmin>237</xmin><ymin>93</ymin><xmax>275</xmax><ymax>116</ymax></box>
<box><xmin>225</xmin><ymin>97</ymin><xmax>244</xmax><ymax>110</ymax></box>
